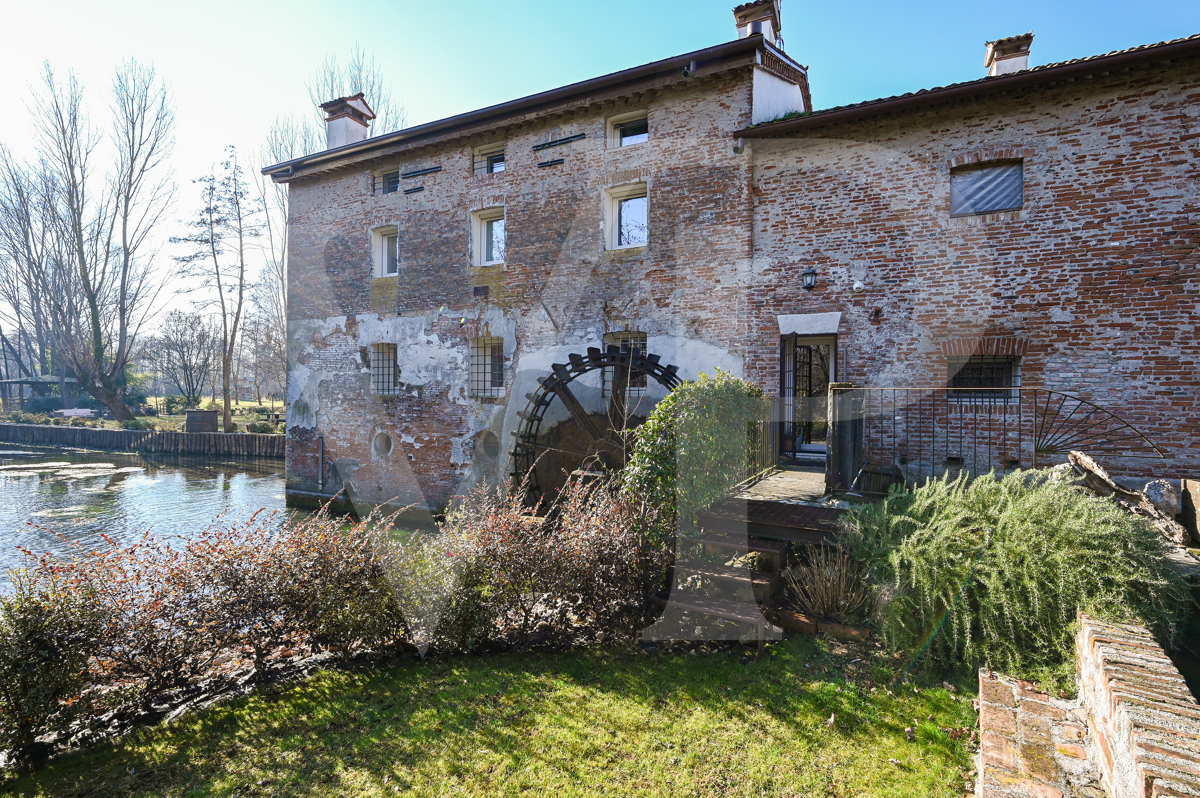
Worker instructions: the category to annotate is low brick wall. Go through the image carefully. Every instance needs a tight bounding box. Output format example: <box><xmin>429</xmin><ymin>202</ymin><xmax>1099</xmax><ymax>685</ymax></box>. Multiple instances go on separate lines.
<box><xmin>0</xmin><ymin>422</ymin><xmax>284</xmax><ymax>459</ymax></box>
<box><xmin>977</xmin><ymin>669</ymin><xmax>1104</xmax><ymax>797</ymax></box>
<box><xmin>1077</xmin><ymin>614</ymin><xmax>1200</xmax><ymax>798</ymax></box>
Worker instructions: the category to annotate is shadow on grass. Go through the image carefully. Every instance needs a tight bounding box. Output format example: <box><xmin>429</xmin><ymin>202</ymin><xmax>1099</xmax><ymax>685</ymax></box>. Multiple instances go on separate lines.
<box><xmin>2</xmin><ymin>636</ymin><xmax>978</xmax><ymax>798</ymax></box>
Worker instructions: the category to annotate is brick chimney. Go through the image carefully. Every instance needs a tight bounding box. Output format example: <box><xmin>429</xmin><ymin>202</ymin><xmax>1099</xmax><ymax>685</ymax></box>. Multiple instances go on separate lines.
<box><xmin>734</xmin><ymin>1</ymin><xmax>782</xmax><ymax>48</ymax></box>
<box><xmin>319</xmin><ymin>92</ymin><xmax>376</xmax><ymax>150</ymax></box>
<box><xmin>985</xmin><ymin>32</ymin><xmax>1034</xmax><ymax>76</ymax></box>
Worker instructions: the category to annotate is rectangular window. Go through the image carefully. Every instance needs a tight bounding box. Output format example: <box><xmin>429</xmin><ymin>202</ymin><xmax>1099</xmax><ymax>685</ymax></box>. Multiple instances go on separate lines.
<box><xmin>606</xmin><ymin>111</ymin><xmax>649</xmax><ymax>148</ymax></box>
<box><xmin>470</xmin><ymin>336</ymin><xmax>504</xmax><ymax>398</ymax></box>
<box><xmin>372</xmin><ymin>225</ymin><xmax>399</xmax><ymax>277</ymax></box>
<box><xmin>384</xmin><ymin>234</ymin><xmax>398</xmax><ymax>275</ymax></box>
<box><xmin>371</xmin><ymin>343</ymin><xmax>399</xmax><ymax>395</ymax></box>
<box><xmin>473</xmin><ymin>143</ymin><xmax>506</xmax><ymax>176</ymax></box>
<box><xmin>950</xmin><ymin>161</ymin><xmax>1023</xmax><ymax>216</ymax></box>
<box><xmin>948</xmin><ymin>355</ymin><xmax>1021</xmax><ymax>402</ymax></box>
<box><xmin>378</xmin><ymin>170</ymin><xmax>400</xmax><ymax>195</ymax></box>
<box><xmin>618</xmin><ymin>195</ymin><xmax>648</xmax><ymax>247</ymax></box>
<box><xmin>473</xmin><ymin>207</ymin><xmax>506</xmax><ymax>265</ymax></box>
<box><xmin>602</xmin><ymin>331</ymin><xmax>648</xmax><ymax>397</ymax></box>
<box><xmin>617</xmin><ymin>118</ymin><xmax>649</xmax><ymax>146</ymax></box>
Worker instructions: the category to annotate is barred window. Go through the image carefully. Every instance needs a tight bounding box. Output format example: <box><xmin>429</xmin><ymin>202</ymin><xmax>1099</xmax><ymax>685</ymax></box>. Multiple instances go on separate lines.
<box><xmin>371</xmin><ymin>343</ymin><xmax>399</xmax><ymax>395</ymax></box>
<box><xmin>616</xmin><ymin>118</ymin><xmax>648</xmax><ymax>146</ymax></box>
<box><xmin>473</xmin><ymin>143</ymin><xmax>506</xmax><ymax>176</ymax></box>
<box><xmin>469</xmin><ymin>337</ymin><xmax>504</xmax><ymax>398</ymax></box>
<box><xmin>602</xmin><ymin>331</ymin><xmax>648</xmax><ymax>398</ymax></box>
<box><xmin>950</xmin><ymin>161</ymin><xmax>1023</xmax><ymax>216</ymax></box>
<box><xmin>377</xmin><ymin>170</ymin><xmax>400</xmax><ymax>195</ymax></box>
<box><xmin>948</xmin><ymin>355</ymin><xmax>1021</xmax><ymax>401</ymax></box>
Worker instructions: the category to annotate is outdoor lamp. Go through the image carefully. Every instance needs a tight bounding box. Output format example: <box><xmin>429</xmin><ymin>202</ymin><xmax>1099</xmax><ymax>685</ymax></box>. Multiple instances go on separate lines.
<box><xmin>801</xmin><ymin>267</ymin><xmax>817</xmax><ymax>291</ymax></box>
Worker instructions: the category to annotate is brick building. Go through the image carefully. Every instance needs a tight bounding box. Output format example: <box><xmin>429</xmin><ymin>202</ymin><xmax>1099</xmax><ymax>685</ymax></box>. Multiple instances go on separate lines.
<box><xmin>264</xmin><ymin>2</ymin><xmax>1199</xmax><ymax>515</ymax></box>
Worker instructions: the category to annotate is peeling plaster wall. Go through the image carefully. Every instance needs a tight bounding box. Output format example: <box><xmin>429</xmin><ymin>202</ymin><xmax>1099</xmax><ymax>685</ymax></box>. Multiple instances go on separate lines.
<box><xmin>284</xmin><ymin>71</ymin><xmax>758</xmax><ymax>511</ymax></box>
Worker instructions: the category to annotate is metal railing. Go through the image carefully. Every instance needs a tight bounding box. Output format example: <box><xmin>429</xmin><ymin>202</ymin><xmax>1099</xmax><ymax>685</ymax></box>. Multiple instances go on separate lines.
<box><xmin>827</xmin><ymin>387</ymin><xmax>1164</xmax><ymax>495</ymax></box>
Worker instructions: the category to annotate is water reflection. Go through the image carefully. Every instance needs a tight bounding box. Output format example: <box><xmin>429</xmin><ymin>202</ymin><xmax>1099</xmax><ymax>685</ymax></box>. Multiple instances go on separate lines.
<box><xmin>1</xmin><ymin>448</ymin><xmax>286</xmax><ymax>588</ymax></box>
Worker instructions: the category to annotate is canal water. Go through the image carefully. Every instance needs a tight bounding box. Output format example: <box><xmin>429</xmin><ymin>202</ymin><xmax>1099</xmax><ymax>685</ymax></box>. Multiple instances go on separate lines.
<box><xmin>0</xmin><ymin>447</ymin><xmax>287</xmax><ymax>588</ymax></box>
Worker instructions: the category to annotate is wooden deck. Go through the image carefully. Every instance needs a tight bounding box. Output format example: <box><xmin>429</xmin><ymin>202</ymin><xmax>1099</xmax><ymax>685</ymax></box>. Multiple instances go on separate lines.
<box><xmin>698</xmin><ymin>466</ymin><xmax>845</xmax><ymax>545</ymax></box>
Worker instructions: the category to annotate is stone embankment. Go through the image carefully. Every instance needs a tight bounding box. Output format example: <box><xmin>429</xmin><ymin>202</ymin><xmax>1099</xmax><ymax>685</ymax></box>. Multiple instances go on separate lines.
<box><xmin>978</xmin><ymin>614</ymin><xmax>1200</xmax><ymax>798</ymax></box>
<box><xmin>0</xmin><ymin>422</ymin><xmax>285</xmax><ymax>459</ymax></box>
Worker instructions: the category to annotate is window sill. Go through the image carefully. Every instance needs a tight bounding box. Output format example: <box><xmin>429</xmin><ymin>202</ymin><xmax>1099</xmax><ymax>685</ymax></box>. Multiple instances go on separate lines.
<box><xmin>372</xmin><ymin>274</ymin><xmax>400</xmax><ymax>281</ymax></box>
<box><xmin>604</xmin><ymin>245</ymin><xmax>647</xmax><ymax>261</ymax></box>
<box><xmin>949</xmin><ymin>208</ymin><xmax>1024</xmax><ymax>223</ymax></box>
<box><xmin>475</xmin><ymin>261</ymin><xmax>505</xmax><ymax>269</ymax></box>
<box><xmin>469</xmin><ymin>394</ymin><xmax>503</xmax><ymax>403</ymax></box>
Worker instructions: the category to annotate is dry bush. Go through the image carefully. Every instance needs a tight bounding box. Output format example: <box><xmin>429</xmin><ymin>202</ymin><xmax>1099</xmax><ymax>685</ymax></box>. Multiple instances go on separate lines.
<box><xmin>783</xmin><ymin>544</ymin><xmax>871</xmax><ymax>623</ymax></box>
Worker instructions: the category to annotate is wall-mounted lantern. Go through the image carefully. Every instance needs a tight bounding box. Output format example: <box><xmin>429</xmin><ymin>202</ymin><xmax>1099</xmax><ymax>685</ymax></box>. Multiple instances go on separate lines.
<box><xmin>801</xmin><ymin>267</ymin><xmax>817</xmax><ymax>291</ymax></box>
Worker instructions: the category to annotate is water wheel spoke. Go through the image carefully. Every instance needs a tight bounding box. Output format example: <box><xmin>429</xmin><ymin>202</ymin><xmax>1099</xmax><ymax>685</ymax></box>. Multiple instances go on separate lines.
<box><xmin>551</xmin><ymin>374</ymin><xmax>607</xmax><ymax>444</ymax></box>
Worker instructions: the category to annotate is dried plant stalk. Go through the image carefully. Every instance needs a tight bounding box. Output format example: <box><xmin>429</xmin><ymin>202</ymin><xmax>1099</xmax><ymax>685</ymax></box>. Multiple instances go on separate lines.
<box><xmin>783</xmin><ymin>544</ymin><xmax>871</xmax><ymax>622</ymax></box>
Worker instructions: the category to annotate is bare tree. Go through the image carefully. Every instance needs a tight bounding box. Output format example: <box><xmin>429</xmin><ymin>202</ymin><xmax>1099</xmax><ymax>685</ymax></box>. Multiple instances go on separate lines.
<box><xmin>173</xmin><ymin>147</ymin><xmax>259</xmax><ymax>432</ymax></box>
<box><xmin>306</xmin><ymin>44</ymin><xmax>406</xmax><ymax>137</ymax></box>
<box><xmin>156</xmin><ymin>310</ymin><xmax>218</xmax><ymax>407</ymax></box>
<box><xmin>0</xmin><ymin>61</ymin><xmax>173</xmax><ymax>421</ymax></box>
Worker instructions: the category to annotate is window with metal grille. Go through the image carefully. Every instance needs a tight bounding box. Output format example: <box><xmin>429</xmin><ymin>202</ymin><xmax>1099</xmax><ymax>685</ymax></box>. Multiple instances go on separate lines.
<box><xmin>950</xmin><ymin>161</ymin><xmax>1023</xmax><ymax>216</ymax></box>
<box><xmin>469</xmin><ymin>337</ymin><xmax>504</xmax><ymax>398</ymax></box>
<box><xmin>602</xmin><ymin>331</ymin><xmax>648</xmax><ymax>397</ymax></box>
<box><xmin>473</xmin><ymin>144</ymin><xmax>506</xmax><ymax>176</ymax></box>
<box><xmin>371</xmin><ymin>343</ymin><xmax>399</xmax><ymax>395</ymax></box>
<box><xmin>948</xmin><ymin>355</ymin><xmax>1021</xmax><ymax>401</ymax></box>
<box><xmin>377</xmin><ymin>170</ymin><xmax>400</xmax><ymax>194</ymax></box>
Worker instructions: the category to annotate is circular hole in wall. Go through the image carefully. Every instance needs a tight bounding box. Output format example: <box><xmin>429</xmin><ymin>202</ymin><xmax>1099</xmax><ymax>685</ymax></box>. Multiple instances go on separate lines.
<box><xmin>479</xmin><ymin>430</ymin><xmax>501</xmax><ymax>460</ymax></box>
<box><xmin>373</xmin><ymin>431</ymin><xmax>394</xmax><ymax>458</ymax></box>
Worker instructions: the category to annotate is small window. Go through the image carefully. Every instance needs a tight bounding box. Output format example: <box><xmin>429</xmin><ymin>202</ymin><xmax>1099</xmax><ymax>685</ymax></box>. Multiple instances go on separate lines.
<box><xmin>602</xmin><ymin>331</ymin><xmax>648</xmax><ymax>397</ymax></box>
<box><xmin>617</xmin><ymin>119</ymin><xmax>648</xmax><ymax>147</ymax></box>
<box><xmin>371</xmin><ymin>343</ymin><xmax>399</xmax><ymax>395</ymax></box>
<box><xmin>469</xmin><ymin>336</ymin><xmax>504</xmax><ymax>398</ymax></box>
<box><xmin>950</xmin><ymin>161</ymin><xmax>1023</xmax><ymax>216</ymax></box>
<box><xmin>473</xmin><ymin>143</ymin><xmax>506</xmax><ymax>176</ymax></box>
<box><xmin>377</xmin><ymin>170</ymin><xmax>400</xmax><ymax>195</ymax></box>
<box><xmin>606</xmin><ymin>111</ymin><xmax>649</xmax><ymax>148</ymax></box>
<box><xmin>606</xmin><ymin>183</ymin><xmax>648</xmax><ymax>250</ymax></box>
<box><xmin>372</xmin><ymin>225</ymin><xmax>399</xmax><ymax>277</ymax></box>
<box><xmin>472</xmin><ymin>207</ymin><xmax>506</xmax><ymax>265</ymax></box>
<box><xmin>948</xmin><ymin>355</ymin><xmax>1021</xmax><ymax>402</ymax></box>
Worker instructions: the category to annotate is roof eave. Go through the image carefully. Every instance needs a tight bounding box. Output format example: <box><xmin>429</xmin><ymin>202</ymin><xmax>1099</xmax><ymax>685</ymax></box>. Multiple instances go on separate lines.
<box><xmin>737</xmin><ymin>33</ymin><xmax>1200</xmax><ymax>137</ymax></box>
<box><xmin>264</xmin><ymin>35</ymin><xmax>782</xmax><ymax>180</ymax></box>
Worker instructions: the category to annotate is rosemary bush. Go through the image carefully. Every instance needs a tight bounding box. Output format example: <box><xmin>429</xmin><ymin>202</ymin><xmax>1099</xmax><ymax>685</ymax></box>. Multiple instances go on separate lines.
<box><xmin>840</xmin><ymin>470</ymin><xmax>1191</xmax><ymax>680</ymax></box>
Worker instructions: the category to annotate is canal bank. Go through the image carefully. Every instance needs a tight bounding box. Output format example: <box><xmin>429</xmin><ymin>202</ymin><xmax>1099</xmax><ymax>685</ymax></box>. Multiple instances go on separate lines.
<box><xmin>0</xmin><ymin>422</ymin><xmax>285</xmax><ymax>458</ymax></box>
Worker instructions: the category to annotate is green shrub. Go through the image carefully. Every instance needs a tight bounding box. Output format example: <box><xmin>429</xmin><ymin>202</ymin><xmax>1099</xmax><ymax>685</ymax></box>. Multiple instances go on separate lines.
<box><xmin>163</xmin><ymin>395</ymin><xmax>191</xmax><ymax>415</ymax></box>
<box><xmin>246</xmin><ymin>420</ymin><xmax>277</xmax><ymax>434</ymax></box>
<box><xmin>0</xmin><ymin>571</ymin><xmax>97</xmax><ymax>754</ymax></box>
<box><xmin>622</xmin><ymin>369</ymin><xmax>768</xmax><ymax>527</ymax></box>
<box><xmin>120</xmin><ymin>419</ymin><xmax>155</xmax><ymax>431</ymax></box>
<box><xmin>840</xmin><ymin>470</ymin><xmax>1192</xmax><ymax>683</ymax></box>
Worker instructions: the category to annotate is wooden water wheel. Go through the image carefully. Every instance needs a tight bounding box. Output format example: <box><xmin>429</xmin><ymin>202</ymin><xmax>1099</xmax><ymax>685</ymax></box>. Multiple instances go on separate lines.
<box><xmin>512</xmin><ymin>344</ymin><xmax>681</xmax><ymax>502</ymax></box>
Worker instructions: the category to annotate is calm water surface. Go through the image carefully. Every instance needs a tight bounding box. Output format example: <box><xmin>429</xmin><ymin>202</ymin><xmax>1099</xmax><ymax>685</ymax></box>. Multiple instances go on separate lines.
<box><xmin>1</xmin><ymin>447</ymin><xmax>287</xmax><ymax>587</ymax></box>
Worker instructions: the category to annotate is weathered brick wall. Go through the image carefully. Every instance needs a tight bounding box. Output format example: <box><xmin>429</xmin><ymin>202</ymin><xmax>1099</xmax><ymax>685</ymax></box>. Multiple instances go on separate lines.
<box><xmin>748</xmin><ymin>59</ymin><xmax>1200</xmax><ymax>478</ymax></box>
<box><xmin>1076</xmin><ymin>613</ymin><xmax>1200</xmax><ymax>798</ymax></box>
<box><xmin>284</xmin><ymin>71</ymin><xmax>756</xmax><ymax>510</ymax></box>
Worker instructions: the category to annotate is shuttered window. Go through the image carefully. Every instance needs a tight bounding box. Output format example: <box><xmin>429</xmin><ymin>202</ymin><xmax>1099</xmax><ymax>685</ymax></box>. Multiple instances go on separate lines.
<box><xmin>950</xmin><ymin>161</ymin><xmax>1023</xmax><ymax>216</ymax></box>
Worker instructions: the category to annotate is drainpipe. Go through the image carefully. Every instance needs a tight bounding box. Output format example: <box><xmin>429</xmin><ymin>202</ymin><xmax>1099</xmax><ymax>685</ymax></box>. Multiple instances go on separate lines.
<box><xmin>318</xmin><ymin>434</ymin><xmax>325</xmax><ymax>491</ymax></box>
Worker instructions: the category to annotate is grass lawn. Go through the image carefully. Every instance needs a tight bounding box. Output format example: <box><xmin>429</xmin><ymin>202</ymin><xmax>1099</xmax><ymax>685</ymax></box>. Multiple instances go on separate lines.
<box><xmin>1</xmin><ymin>635</ymin><xmax>977</xmax><ymax>798</ymax></box>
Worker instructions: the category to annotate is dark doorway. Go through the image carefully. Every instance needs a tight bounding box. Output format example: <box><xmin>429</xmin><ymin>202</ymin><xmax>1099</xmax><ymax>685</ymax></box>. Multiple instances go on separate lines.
<box><xmin>779</xmin><ymin>334</ymin><xmax>833</xmax><ymax>464</ymax></box>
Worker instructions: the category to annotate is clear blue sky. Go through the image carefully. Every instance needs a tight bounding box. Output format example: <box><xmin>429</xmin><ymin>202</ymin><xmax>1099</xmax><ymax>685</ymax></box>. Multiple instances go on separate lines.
<box><xmin>2</xmin><ymin>0</ymin><xmax>1196</xmax><ymax>183</ymax></box>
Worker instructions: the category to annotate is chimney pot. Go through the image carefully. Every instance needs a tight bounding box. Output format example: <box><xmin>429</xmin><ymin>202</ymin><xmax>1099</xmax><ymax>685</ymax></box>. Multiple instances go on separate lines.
<box><xmin>985</xmin><ymin>32</ymin><xmax>1034</xmax><ymax>76</ymax></box>
<box><xmin>733</xmin><ymin>1</ymin><xmax>781</xmax><ymax>48</ymax></box>
<box><xmin>319</xmin><ymin>92</ymin><xmax>376</xmax><ymax>150</ymax></box>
